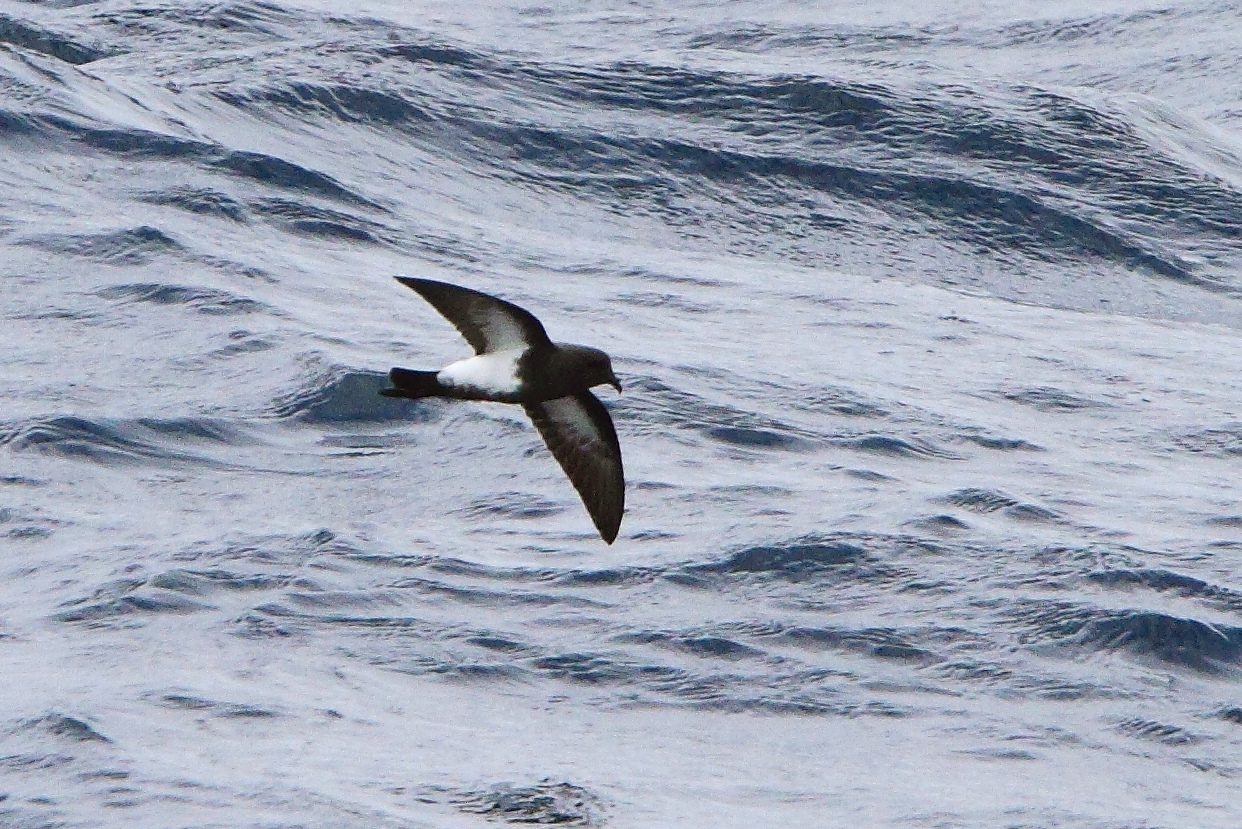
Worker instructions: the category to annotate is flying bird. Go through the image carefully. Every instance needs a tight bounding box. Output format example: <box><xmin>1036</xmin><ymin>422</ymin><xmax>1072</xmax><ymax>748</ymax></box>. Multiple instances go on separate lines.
<box><xmin>381</xmin><ymin>277</ymin><xmax>625</xmax><ymax>543</ymax></box>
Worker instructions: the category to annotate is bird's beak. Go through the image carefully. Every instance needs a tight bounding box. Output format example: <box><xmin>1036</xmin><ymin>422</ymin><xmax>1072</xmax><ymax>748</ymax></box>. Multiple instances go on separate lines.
<box><xmin>610</xmin><ymin>375</ymin><xmax>622</xmax><ymax>393</ymax></box>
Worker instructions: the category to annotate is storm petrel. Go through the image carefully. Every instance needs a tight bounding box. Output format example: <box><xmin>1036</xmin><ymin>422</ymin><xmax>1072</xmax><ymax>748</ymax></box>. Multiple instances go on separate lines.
<box><xmin>381</xmin><ymin>277</ymin><xmax>625</xmax><ymax>544</ymax></box>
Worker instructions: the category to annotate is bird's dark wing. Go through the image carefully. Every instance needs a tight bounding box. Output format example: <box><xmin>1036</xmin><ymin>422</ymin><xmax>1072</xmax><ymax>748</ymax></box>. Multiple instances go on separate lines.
<box><xmin>524</xmin><ymin>392</ymin><xmax>625</xmax><ymax>544</ymax></box>
<box><xmin>395</xmin><ymin>277</ymin><xmax>551</xmax><ymax>354</ymax></box>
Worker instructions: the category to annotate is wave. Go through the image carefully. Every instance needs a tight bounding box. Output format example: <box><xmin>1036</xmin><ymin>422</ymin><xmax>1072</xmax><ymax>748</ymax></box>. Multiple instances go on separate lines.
<box><xmin>687</xmin><ymin>532</ymin><xmax>940</xmax><ymax>582</ymax></box>
<box><xmin>448</xmin><ymin>781</ymin><xmax>603</xmax><ymax>826</ymax></box>
<box><xmin>1084</xmin><ymin>612</ymin><xmax>1242</xmax><ymax>672</ymax></box>
<box><xmin>21</xmin><ymin>226</ymin><xmax>182</xmax><ymax>266</ymax></box>
<box><xmin>44</xmin><ymin>519</ymin><xmax>1242</xmax><ymax>722</ymax></box>
<box><xmin>0</xmin><ymin>415</ymin><xmax>251</xmax><ymax>467</ymax></box>
<box><xmin>696</xmin><ymin>534</ymin><xmax>869</xmax><ymax>574</ymax></box>
<box><xmin>270</xmin><ymin>364</ymin><xmax>441</xmax><ymax>424</ymax></box>
<box><xmin>1171</xmin><ymin>423</ymin><xmax>1242</xmax><ymax>456</ymax></box>
<box><xmin>54</xmin><ymin>529</ymin><xmax>354</xmax><ymax>627</ymax></box>
<box><xmin>1002</xmin><ymin>386</ymin><xmax>1109</xmax><ymax>411</ymax></box>
<box><xmin>940</xmin><ymin>488</ymin><xmax>1063</xmax><ymax>522</ymax></box>
<box><xmin>617</xmin><ymin>376</ymin><xmax>825</xmax><ymax>449</ymax></box>
<box><xmin>837</xmin><ymin>434</ymin><xmax>962</xmax><ymax>459</ymax></box>
<box><xmin>140</xmin><ymin>187</ymin><xmax>248</xmax><ymax>222</ymax></box>
<box><xmin>97</xmin><ymin>281</ymin><xmax>266</xmax><ymax>314</ymax></box>
<box><xmin>7</xmin><ymin>6</ymin><xmax>1242</xmax><ymax>306</ymax></box>
<box><xmin>367</xmin><ymin>56</ymin><xmax>1235</xmax><ymax>287</ymax></box>
<box><xmin>1088</xmin><ymin>567</ymin><xmax>1242</xmax><ymax>606</ymax></box>
<box><xmin>1116</xmin><ymin>717</ymin><xmax>1202</xmax><ymax>746</ymax></box>
<box><xmin>1005</xmin><ymin>600</ymin><xmax>1242</xmax><ymax>673</ymax></box>
<box><xmin>0</xmin><ymin>13</ymin><xmax>115</xmax><ymax>65</ymax></box>
<box><xmin>150</xmin><ymin>693</ymin><xmax>278</xmax><ymax>719</ymax></box>
<box><xmin>16</xmin><ymin>713</ymin><xmax>111</xmax><ymax>743</ymax></box>
<box><xmin>18</xmin><ymin>116</ymin><xmax>383</xmax><ymax>211</ymax></box>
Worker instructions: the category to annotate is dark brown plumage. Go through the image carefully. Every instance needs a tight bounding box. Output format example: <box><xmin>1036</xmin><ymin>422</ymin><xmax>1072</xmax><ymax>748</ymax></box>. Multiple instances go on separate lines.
<box><xmin>382</xmin><ymin>277</ymin><xmax>625</xmax><ymax>544</ymax></box>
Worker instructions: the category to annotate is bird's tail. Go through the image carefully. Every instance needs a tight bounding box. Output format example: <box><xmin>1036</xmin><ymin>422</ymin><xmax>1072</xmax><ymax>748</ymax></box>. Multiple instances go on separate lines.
<box><xmin>381</xmin><ymin>368</ymin><xmax>446</xmax><ymax>399</ymax></box>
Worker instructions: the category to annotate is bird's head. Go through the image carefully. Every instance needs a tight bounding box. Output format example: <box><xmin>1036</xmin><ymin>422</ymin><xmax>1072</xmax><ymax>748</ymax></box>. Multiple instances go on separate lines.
<box><xmin>582</xmin><ymin>347</ymin><xmax>622</xmax><ymax>393</ymax></box>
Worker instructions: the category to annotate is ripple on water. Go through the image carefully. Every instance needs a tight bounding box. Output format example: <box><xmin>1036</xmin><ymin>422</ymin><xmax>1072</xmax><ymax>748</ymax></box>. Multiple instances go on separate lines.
<box><xmin>1116</xmin><ymin>718</ymin><xmax>1203</xmax><ymax>746</ymax></box>
<box><xmin>96</xmin><ymin>281</ymin><xmax>267</xmax><ymax>315</ymax></box>
<box><xmin>248</xmin><ymin>197</ymin><xmax>391</xmax><ymax>244</ymax></box>
<box><xmin>149</xmin><ymin>693</ymin><xmax>278</xmax><ymax>719</ymax></box>
<box><xmin>616</xmin><ymin>376</ymin><xmax>823</xmax><ymax>449</ymax></box>
<box><xmin>838</xmin><ymin>433</ymin><xmax>963</xmax><ymax>459</ymax></box>
<box><xmin>17</xmin><ymin>713</ymin><xmax>111</xmax><ymax>744</ymax></box>
<box><xmin>140</xmin><ymin>187</ymin><xmax>248</xmax><ymax>222</ymax></box>
<box><xmin>1001</xmin><ymin>387</ymin><xmax>1108</xmax><ymax>412</ymax></box>
<box><xmin>0</xmin><ymin>416</ymin><xmax>248</xmax><ymax>467</ymax></box>
<box><xmin>459</xmin><ymin>491</ymin><xmax>566</xmax><ymax>520</ymax></box>
<box><xmin>21</xmin><ymin>226</ymin><xmax>182</xmax><ymax>266</ymax></box>
<box><xmin>957</xmin><ymin>433</ymin><xmax>1043</xmax><ymax>451</ymax></box>
<box><xmin>1172</xmin><ymin>423</ymin><xmax>1242</xmax><ymax>457</ymax></box>
<box><xmin>693</xmin><ymin>534</ymin><xmax>869</xmax><ymax>575</ymax></box>
<box><xmin>1087</xmin><ymin>568</ymin><xmax>1242</xmax><ymax>613</ymax></box>
<box><xmin>271</xmin><ymin>365</ymin><xmax>440</xmax><ymax>423</ymax></box>
<box><xmin>446</xmin><ymin>780</ymin><xmax>604</xmax><ymax>826</ymax></box>
<box><xmin>0</xmin><ymin>14</ymin><xmax>119</xmax><ymax>64</ymax></box>
<box><xmin>1005</xmin><ymin>600</ymin><xmax>1242</xmax><ymax>673</ymax></box>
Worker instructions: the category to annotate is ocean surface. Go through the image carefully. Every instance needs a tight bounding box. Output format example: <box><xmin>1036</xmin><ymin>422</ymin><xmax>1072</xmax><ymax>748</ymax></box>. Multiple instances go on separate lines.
<box><xmin>3</xmin><ymin>0</ymin><xmax>1242</xmax><ymax>826</ymax></box>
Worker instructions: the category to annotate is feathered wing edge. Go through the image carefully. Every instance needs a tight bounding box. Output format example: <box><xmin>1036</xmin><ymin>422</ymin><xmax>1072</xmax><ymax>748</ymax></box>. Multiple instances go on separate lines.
<box><xmin>395</xmin><ymin>277</ymin><xmax>551</xmax><ymax>354</ymax></box>
<box><xmin>523</xmin><ymin>392</ymin><xmax>625</xmax><ymax>544</ymax></box>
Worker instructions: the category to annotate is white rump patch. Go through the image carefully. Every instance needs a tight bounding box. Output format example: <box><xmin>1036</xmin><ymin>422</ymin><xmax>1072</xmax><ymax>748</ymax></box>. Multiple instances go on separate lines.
<box><xmin>437</xmin><ymin>349</ymin><xmax>523</xmax><ymax>395</ymax></box>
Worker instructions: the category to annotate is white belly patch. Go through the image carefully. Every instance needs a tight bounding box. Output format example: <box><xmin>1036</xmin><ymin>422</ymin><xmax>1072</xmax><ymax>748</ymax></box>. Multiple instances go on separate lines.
<box><xmin>437</xmin><ymin>349</ymin><xmax>523</xmax><ymax>395</ymax></box>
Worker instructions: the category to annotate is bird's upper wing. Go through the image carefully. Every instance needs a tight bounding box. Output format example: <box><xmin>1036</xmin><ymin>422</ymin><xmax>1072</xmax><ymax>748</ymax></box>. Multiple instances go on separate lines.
<box><xmin>524</xmin><ymin>392</ymin><xmax>625</xmax><ymax>544</ymax></box>
<box><xmin>396</xmin><ymin>277</ymin><xmax>551</xmax><ymax>354</ymax></box>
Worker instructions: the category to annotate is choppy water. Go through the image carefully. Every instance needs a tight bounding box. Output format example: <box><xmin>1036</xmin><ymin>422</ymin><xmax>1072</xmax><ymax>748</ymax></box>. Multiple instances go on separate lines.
<box><xmin>3</xmin><ymin>0</ymin><xmax>1242</xmax><ymax>826</ymax></box>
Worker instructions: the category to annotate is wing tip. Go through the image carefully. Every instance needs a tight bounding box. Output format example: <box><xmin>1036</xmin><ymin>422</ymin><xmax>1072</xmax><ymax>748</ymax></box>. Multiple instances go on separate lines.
<box><xmin>590</xmin><ymin>486</ymin><xmax>624</xmax><ymax>544</ymax></box>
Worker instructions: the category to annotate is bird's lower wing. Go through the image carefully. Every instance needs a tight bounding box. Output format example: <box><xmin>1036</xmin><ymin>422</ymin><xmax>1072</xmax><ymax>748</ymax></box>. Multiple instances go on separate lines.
<box><xmin>524</xmin><ymin>392</ymin><xmax>625</xmax><ymax>544</ymax></box>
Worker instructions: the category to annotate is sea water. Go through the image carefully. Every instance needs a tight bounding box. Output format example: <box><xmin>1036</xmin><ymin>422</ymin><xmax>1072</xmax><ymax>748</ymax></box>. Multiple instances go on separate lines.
<box><xmin>2</xmin><ymin>1</ymin><xmax>1242</xmax><ymax>825</ymax></box>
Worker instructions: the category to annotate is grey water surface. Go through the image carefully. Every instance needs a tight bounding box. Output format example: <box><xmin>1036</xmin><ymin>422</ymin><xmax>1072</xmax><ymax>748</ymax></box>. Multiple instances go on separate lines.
<box><xmin>2</xmin><ymin>0</ymin><xmax>1242</xmax><ymax>826</ymax></box>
